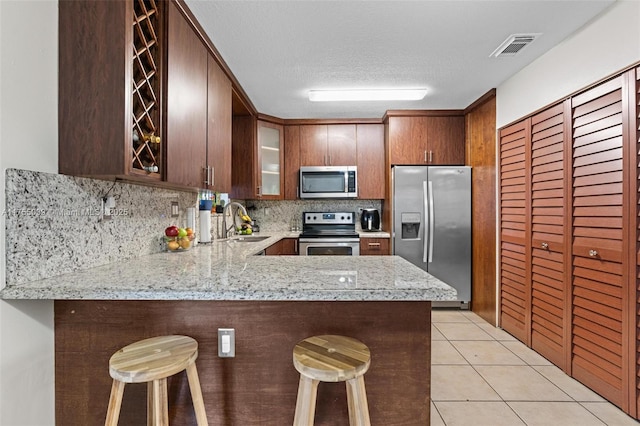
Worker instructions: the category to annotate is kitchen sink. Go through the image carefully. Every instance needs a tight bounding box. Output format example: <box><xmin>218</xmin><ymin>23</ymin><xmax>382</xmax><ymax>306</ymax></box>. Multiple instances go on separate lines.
<box><xmin>230</xmin><ymin>236</ymin><xmax>271</xmax><ymax>243</ymax></box>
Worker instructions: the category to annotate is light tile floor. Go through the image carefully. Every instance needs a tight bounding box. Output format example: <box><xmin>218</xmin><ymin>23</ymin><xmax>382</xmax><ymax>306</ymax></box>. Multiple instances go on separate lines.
<box><xmin>431</xmin><ymin>309</ymin><xmax>640</xmax><ymax>426</ymax></box>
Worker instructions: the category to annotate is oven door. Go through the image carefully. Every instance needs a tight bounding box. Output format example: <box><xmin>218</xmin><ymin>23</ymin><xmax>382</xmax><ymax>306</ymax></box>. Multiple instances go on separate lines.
<box><xmin>298</xmin><ymin>238</ymin><xmax>360</xmax><ymax>256</ymax></box>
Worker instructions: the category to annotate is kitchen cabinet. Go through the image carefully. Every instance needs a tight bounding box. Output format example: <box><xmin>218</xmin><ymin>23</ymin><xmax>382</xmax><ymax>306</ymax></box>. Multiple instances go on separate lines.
<box><xmin>359</xmin><ymin>238</ymin><xmax>390</xmax><ymax>255</ymax></box>
<box><xmin>387</xmin><ymin>115</ymin><xmax>465</xmax><ymax>165</ymax></box>
<box><xmin>265</xmin><ymin>238</ymin><xmax>298</xmax><ymax>255</ymax></box>
<box><xmin>356</xmin><ymin>124</ymin><xmax>385</xmax><ymax>199</ymax></box>
<box><xmin>299</xmin><ymin>125</ymin><xmax>357</xmax><ymax>166</ymax></box>
<box><xmin>258</xmin><ymin>121</ymin><xmax>284</xmax><ymax>198</ymax></box>
<box><xmin>166</xmin><ymin>2</ymin><xmax>208</xmax><ymax>188</ymax></box>
<box><xmin>58</xmin><ymin>0</ymin><xmax>232</xmax><ymax>191</ymax></box>
<box><xmin>58</xmin><ymin>0</ymin><xmax>166</xmax><ymax>182</ymax></box>
<box><xmin>286</xmin><ymin>123</ymin><xmax>384</xmax><ymax>199</ymax></box>
<box><xmin>284</xmin><ymin>125</ymin><xmax>301</xmax><ymax>199</ymax></box>
<box><xmin>206</xmin><ymin>55</ymin><xmax>233</xmax><ymax>193</ymax></box>
<box><xmin>498</xmin><ymin>68</ymin><xmax>640</xmax><ymax>417</ymax></box>
<box><xmin>231</xmin><ymin>118</ymin><xmax>284</xmax><ymax>200</ymax></box>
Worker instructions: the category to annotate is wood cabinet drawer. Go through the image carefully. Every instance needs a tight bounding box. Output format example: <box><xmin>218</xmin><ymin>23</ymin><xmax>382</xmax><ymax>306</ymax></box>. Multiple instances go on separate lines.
<box><xmin>360</xmin><ymin>238</ymin><xmax>390</xmax><ymax>255</ymax></box>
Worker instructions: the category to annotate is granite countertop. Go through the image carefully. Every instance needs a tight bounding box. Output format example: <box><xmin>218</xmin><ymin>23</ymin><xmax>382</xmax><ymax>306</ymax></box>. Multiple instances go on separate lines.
<box><xmin>0</xmin><ymin>232</ymin><xmax>456</xmax><ymax>302</ymax></box>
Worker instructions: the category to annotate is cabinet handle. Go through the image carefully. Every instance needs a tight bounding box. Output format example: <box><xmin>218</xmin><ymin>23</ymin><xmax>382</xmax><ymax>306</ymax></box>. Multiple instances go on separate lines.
<box><xmin>203</xmin><ymin>166</ymin><xmax>209</xmax><ymax>185</ymax></box>
<box><xmin>429</xmin><ymin>150</ymin><xmax>433</xmax><ymax>163</ymax></box>
<box><xmin>541</xmin><ymin>242</ymin><xmax>549</xmax><ymax>250</ymax></box>
<box><xmin>424</xmin><ymin>150</ymin><xmax>427</xmax><ymax>163</ymax></box>
<box><xmin>257</xmin><ymin>186</ymin><xmax>262</xmax><ymax>197</ymax></box>
<box><xmin>589</xmin><ymin>249</ymin><xmax>599</xmax><ymax>257</ymax></box>
<box><xmin>368</xmin><ymin>242</ymin><xmax>381</xmax><ymax>247</ymax></box>
<box><xmin>210</xmin><ymin>166</ymin><xmax>214</xmax><ymax>187</ymax></box>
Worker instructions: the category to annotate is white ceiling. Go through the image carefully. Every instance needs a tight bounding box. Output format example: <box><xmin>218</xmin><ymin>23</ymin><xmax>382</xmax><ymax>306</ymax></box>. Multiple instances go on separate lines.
<box><xmin>185</xmin><ymin>0</ymin><xmax>615</xmax><ymax>119</ymax></box>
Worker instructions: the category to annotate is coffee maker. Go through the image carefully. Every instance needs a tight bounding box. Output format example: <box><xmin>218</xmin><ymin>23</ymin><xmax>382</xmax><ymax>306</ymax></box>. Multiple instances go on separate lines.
<box><xmin>360</xmin><ymin>209</ymin><xmax>380</xmax><ymax>231</ymax></box>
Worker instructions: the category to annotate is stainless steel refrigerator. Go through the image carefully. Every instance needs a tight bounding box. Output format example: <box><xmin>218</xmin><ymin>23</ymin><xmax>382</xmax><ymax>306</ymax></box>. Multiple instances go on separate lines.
<box><xmin>392</xmin><ymin>166</ymin><xmax>471</xmax><ymax>306</ymax></box>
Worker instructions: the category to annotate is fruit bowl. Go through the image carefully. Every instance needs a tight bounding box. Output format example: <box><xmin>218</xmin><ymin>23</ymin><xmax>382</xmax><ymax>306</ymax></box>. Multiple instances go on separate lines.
<box><xmin>164</xmin><ymin>234</ymin><xmax>195</xmax><ymax>252</ymax></box>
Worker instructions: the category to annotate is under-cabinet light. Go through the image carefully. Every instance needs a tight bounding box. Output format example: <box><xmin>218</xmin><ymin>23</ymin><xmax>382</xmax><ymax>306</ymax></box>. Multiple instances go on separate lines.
<box><xmin>308</xmin><ymin>88</ymin><xmax>427</xmax><ymax>102</ymax></box>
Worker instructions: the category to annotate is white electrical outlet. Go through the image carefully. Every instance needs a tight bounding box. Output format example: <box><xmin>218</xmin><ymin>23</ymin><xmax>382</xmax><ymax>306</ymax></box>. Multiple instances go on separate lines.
<box><xmin>218</xmin><ymin>328</ymin><xmax>235</xmax><ymax>358</ymax></box>
<box><xmin>101</xmin><ymin>196</ymin><xmax>116</xmax><ymax>221</ymax></box>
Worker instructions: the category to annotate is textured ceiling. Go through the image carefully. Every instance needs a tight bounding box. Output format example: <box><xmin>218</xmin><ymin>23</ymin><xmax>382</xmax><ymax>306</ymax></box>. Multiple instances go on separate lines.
<box><xmin>185</xmin><ymin>0</ymin><xmax>614</xmax><ymax>119</ymax></box>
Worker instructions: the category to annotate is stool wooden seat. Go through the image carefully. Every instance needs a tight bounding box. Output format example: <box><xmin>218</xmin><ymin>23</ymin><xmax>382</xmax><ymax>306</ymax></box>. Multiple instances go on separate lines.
<box><xmin>293</xmin><ymin>335</ymin><xmax>371</xmax><ymax>426</ymax></box>
<box><xmin>105</xmin><ymin>335</ymin><xmax>208</xmax><ymax>426</ymax></box>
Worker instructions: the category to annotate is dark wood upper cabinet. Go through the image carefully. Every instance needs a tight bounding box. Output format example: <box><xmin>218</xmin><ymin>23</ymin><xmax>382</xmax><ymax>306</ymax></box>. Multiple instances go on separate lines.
<box><xmin>166</xmin><ymin>2</ymin><xmax>208</xmax><ymax>188</ymax></box>
<box><xmin>388</xmin><ymin>116</ymin><xmax>427</xmax><ymax>164</ymax></box>
<box><xmin>327</xmin><ymin>125</ymin><xmax>357</xmax><ymax>166</ymax></box>
<box><xmin>284</xmin><ymin>125</ymin><xmax>301</xmax><ymax>200</ymax></box>
<box><xmin>231</xmin><ymin>119</ymin><xmax>283</xmax><ymax>200</ymax></box>
<box><xmin>207</xmin><ymin>55</ymin><xmax>233</xmax><ymax>193</ymax></box>
<box><xmin>299</xmin><ymin>124</ymin><xmax>357</xmax><ymax>166</ymax></box>
<box><xmin>59</xmin><ymin>0</ymin><xmax>165</xmax><ymax>182</ymax></box>
<box><xmin>285</xmin><ymin>123</ymin><xmax>383</xmax><ymax>199</ymax></box>
<box><xmin>356</xmin><ymin>124</ymin><xmax>385</xmax><ymax>199</ymax></box>
<box><xmin>387</xmin><ymin>114</ymin><xmax>465</xmax><ymax>165</ymax></box>
<box><xmin>231</xmin><ymin>115</ymin><xmax>258</xmax><ymax>199</ymax></box>
<box><xmin>299</xmin><ymin>125</ymin><xmax>327</xmax><ymax>166</ymax></box>
<box><xmin>58</xmin><ymin>0</ymin><xmax>233</xmax><ymax>191</ymax></box>
<box><xmin>425</xmin><ymin>116</ymin><xmax>465</xmax><ymax>164</ymax></box>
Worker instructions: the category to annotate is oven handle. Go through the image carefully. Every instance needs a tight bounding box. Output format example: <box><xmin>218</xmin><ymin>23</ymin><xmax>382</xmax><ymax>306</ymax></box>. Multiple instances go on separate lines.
<box><xmin>298</xmin><ymin>238</ymin><xmax>360</xmax><ymax>244</ymax></box>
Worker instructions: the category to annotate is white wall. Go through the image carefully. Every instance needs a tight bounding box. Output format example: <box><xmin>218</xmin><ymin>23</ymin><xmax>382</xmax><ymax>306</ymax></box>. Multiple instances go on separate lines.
<box><xmin>0</xmin><ymin>1</ymin><xmax>58</xmax><ymax>425</ymax></box>
<box><xmin>497</xmin><ymin>0</ymin><xmax>640</xmax><ymax>128</ymax></box>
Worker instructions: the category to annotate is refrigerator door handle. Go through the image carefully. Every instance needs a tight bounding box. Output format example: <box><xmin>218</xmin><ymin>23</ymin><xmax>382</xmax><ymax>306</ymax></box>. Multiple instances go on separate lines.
<box><xmin>422</xmin><ymin>181</ymin><xmax>428</xmax><ymax>263</ymax></box>
<box><xmin>428</xmin><ymin>180</ymin><xmax>434</xmax><ymax>263</ymax></box>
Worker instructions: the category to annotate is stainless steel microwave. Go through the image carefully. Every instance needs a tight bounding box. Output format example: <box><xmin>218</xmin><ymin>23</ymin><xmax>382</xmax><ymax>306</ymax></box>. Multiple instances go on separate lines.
<box><xmin>299</xmin><ymin>166</ymin><xmax>357</xmax><ymax>198</ymax></box>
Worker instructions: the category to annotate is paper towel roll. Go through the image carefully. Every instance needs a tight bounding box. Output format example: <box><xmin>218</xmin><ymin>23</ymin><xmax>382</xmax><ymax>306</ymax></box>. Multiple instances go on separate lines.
<box><xmin>199</xmin><ymin>210</ymin><xmax>211</xmax><ymax>243</ymax></box>
<box><xmin>186</xmin><ymin>207</ymin><xmax>197</xmax><ymax>245</ymax></box>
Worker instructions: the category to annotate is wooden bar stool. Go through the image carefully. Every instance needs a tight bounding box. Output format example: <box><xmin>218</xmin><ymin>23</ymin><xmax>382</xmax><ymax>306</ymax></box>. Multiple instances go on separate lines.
<box><xmin>292</xmin><ymin>335</ymin><xmax>371</xmax><ymax>426</ymax></box>
<box><xmin>104</xmin><ymin>335</ymin><xmax>208</xmax><ymax>426</ymax></box>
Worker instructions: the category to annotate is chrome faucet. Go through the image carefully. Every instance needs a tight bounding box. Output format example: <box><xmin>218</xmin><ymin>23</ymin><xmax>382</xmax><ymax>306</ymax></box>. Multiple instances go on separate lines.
<box><xmin>222</xmin><ymin>201</ymin><xmax>249</xmax><ymax>239</ymax></box>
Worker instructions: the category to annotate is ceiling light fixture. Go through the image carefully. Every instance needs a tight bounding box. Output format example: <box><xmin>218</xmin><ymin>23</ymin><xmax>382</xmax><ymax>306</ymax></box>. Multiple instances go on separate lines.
<box><xmin>308</xmin><ymin>88</ymin><xmax>427</xmax><ymax>102</ymax></box>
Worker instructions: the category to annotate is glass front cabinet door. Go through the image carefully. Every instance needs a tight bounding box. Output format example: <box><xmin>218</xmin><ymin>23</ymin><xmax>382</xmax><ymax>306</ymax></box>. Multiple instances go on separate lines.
<box><xmin>257</xmin><ymin>121</ymin><xmax>284</xmax><ymax>199</ymax></box>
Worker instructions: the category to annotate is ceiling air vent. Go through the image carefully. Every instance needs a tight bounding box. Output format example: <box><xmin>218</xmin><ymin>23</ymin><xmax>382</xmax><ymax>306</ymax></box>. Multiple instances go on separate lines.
<box><xmin>490</xmin><ymin>34</ymin><xmax>540</xmax><ymax>58</ymax></box>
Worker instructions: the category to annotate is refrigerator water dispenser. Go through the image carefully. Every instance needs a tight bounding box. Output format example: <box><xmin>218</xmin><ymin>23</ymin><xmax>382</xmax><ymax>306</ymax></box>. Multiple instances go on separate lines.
<box><xmin>400</xmin><ymin>212</ymin><xmax>421</xmax><ymax>239</ymax></box>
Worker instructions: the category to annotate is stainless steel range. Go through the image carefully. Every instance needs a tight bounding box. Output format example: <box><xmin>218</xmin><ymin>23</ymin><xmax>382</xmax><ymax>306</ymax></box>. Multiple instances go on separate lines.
<box><xmin>298</xmin><ymin>212</ymin><xmax>360</xmax><ymax>256</ymax></box>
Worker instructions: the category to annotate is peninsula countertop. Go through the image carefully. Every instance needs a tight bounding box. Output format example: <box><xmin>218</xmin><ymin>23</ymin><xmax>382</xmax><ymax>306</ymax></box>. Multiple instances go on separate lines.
<box><xmin>0</xmin><ymin>232</ymin><xmax>456</xmax><ymax>301</ymax></box>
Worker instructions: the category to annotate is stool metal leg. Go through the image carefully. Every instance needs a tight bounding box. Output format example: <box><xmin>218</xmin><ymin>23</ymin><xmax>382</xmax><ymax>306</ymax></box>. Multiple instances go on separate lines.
<box><xmin>293</xmin><ymin>374</ymin><xmax>319</xmax><ymax>426</ymax></box>
<box><xmin>105</xmin><ymin>380</ymin><xmax>125</xmax><ymax>426</ymax></box>
<box><xmin>186</xmin><ymin>362</ymin><xmax>209</xmax><ymax>426</ymax></box>
<box><xmin>346</xmin><ymin>376</ymin><xmax>371</xmax><ymax>426</ymax></box>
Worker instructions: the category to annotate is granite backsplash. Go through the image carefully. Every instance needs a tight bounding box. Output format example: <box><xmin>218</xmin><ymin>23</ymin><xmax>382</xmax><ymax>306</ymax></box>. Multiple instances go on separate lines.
<box><xmin>4</xmin><ymin>168</ymin><xmax>382</xmax><ymax>285</ymax></box>
<box><xmin>4</xmin><ymin>169</ymin><xmax>197</xmax><ymax>285</ymax></box>
<box><xmin>246</xmin><ymin>199</ymin><xmax>382</xmax><ymax>232</ymax></box>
